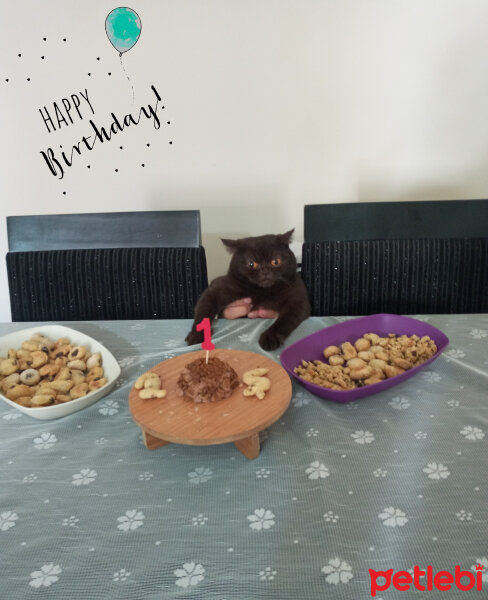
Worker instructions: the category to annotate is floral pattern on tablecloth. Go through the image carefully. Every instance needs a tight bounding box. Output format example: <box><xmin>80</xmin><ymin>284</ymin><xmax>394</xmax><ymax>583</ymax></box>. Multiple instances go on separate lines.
<box><xmin>1</xmin><ymin>315</ymin><xmax>488</xmax><ymax>599</ymax></box>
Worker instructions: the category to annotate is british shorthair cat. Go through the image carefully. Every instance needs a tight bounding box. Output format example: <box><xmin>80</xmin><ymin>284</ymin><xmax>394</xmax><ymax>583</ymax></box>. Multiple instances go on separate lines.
<box><xmin>185</xmin><ymin>229</ymin><xmax>311</xmax><ymax>351</ymax></box>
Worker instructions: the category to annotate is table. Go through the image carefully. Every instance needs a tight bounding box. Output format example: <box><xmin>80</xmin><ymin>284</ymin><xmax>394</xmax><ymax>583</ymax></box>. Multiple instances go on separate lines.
<box><xmin>1</xmin><ymin>315</ymin><xmax>488</xmax><ymax>599</ymax></box>
<box><xmin>129</xmin><ymin>349</ymin><xmax>292</xmax><ymax>459</ymax></box>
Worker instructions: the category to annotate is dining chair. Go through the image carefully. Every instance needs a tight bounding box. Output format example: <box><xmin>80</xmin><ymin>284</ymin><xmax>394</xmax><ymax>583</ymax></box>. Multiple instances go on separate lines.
<box><xmin>6</xmin><ymin>211</ymin><xmax>208</xmax><ymax>321</ymax></box>
<box><xmin>301</xmin><ymin>200</ymin><xmax>488</xmax><ymax>315</ymax></box>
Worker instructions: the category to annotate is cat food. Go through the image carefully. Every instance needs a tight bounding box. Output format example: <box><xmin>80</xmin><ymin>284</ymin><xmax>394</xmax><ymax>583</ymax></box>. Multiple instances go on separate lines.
<box><xmin>242</xmin><ymin>368</ymin><xmax>271</xmax><ymax>400</ymax></box>
<box><xmin>0</xmin><ymin>333</ymin><xmax>107</xmax><ymax>407</ymax></box>
<box><xmin>177</xmin><ymin>357</ymin><xmax>239</xmax><ymax>403</ymax></box>
<box><xmin>294</xmin><ymin>333</ymin><xmax>437</xmax><ymax>390</ymax></box>
<box><xmin>134</xmin><ymin>371</ymin><xmax>167</xmax><ymax>399</ymax></box>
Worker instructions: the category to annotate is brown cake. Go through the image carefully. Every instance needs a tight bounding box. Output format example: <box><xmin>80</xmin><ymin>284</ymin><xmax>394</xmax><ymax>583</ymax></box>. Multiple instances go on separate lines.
<box><xmin>177</xmin><ymin>356</ymin><xmax>239</xmax><ymax>403</ymax></box>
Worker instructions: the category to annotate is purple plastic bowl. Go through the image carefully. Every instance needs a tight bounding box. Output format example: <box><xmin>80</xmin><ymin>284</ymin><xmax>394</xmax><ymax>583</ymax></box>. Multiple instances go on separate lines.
<box><xmin>280</xmin><ymin>314</ymin><xmax>449</xmax><ymax>402</ymax></box>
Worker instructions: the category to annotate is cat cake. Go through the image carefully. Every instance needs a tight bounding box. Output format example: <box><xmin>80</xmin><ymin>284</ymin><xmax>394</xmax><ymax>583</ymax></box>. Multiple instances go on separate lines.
<box><xmin>176</xmin><ymin>356</ymin><xmax>239</xmax><ymax>403</ymax></box>
<box><xmin>185</xmin><ymin>230</ymin><xmax>311</xmax><ymax>351</ymax></box>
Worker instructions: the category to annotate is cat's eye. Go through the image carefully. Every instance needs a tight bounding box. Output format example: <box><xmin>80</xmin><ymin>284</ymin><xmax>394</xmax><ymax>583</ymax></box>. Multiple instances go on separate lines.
<box><xmin>271</xmin><ymin>258</ymin><xmax>281</xmax><ymax>267</ymax></box>
<box><xmin>248</xmin><ymin>260</ymin><xmax>258</xmax><ymax>269</ymax></box>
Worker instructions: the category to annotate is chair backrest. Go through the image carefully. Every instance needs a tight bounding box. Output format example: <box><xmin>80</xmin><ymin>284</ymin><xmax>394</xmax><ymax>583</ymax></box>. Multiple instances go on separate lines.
<box><xmin>7</xmin><ymin>210</ymin><xmax>202</xmax><ymax>251</ymax></box>
<box><xmin>6</xmin><ymin>211</ymin><xmax>208</xmax><ymax>321</ymax></box>
<box><xmin>301</xmin><ymin>200</ymin><xmax>488</xmax><ymax>315</ymax></box>
<box><xmin>304</xmin><ymin>199</ymin><xmax>488</xmax><ymax>242</ymax></box>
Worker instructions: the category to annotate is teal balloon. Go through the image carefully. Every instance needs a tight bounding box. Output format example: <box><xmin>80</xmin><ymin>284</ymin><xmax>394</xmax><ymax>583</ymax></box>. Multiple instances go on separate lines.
<box><xmin>105</xmin><ymin>7</ymin><xmax>142</xmax><ymax>55</ymax></box>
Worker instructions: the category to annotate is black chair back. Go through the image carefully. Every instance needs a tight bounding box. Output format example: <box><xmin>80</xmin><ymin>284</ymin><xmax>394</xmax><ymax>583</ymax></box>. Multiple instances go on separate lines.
<box><xmin>6</xmin><ymin>211</ymin><xmax>208</xmax><ymax>321</ymax></box>
<box><xmin>302</xmin><ymin>200</ymin><xmax>488</xmax><ymax>316</ymax></box>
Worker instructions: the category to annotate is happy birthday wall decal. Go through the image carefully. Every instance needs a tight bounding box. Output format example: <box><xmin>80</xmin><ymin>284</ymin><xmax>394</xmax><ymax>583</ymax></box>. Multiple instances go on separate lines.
<box><xmin>2</xmin><ymin>6</ymin><xmax>173</xmax><ymax>183</ymax></box>
<box><xmin>39</xmin><ymin>84</ymin><xmax>163</xmax><ymax>179</ymax></box>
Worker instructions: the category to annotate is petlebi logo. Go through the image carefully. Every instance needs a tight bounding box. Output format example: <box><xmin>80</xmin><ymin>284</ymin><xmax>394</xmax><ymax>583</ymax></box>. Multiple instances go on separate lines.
<box><xmin>369</xmin><ymin>563</ymin><xmax>484</xmax><ymax>597</ymax></box>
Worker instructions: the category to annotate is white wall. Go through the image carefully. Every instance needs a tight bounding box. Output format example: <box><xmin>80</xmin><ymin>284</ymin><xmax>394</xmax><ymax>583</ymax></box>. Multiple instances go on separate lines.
<box><xmin>1</xmin><ymin>0</ymin><xmax>488</xmax><ymax>321</ymax></box>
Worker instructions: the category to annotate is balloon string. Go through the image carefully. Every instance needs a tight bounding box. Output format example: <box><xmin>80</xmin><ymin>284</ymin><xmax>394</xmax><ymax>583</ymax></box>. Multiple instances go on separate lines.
<box><xmin>119</xmin><ymin>53</ymin><xmax>135</xmax><ymax>105</ymax></box>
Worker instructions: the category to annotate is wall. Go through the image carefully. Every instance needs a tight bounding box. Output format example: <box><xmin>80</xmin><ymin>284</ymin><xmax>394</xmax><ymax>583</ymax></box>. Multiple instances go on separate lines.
<box><xmin>1</xmin><ymin>0</ymin><xmax>488</xmax><ymax>321</ymax></box>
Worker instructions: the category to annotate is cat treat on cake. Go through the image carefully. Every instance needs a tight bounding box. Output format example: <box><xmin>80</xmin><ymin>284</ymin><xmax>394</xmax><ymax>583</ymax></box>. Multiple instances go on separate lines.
<box><xmin>185</xmin><ymin>229</ymin><xmax>311</xmax><ymax>351</ymax></box>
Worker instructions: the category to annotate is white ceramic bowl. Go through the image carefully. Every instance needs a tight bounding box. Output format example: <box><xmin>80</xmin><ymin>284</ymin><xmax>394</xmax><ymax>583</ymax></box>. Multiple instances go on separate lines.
<box><xmin>0</xmin><ymin>324</ymin><xmax>121</xmax><ymax>419</ymax></box>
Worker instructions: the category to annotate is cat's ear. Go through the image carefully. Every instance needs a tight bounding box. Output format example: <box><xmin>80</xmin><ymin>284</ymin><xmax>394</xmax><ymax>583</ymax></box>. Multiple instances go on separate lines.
<box><xmin>221</xmin><ymin>238</ymin><xmax>240</xmax><ymax>253</ymax></box>
<box><xmin>277</xmin><ymin>229</ymin><xmax>295</xmax><ymax>245</ymax></box>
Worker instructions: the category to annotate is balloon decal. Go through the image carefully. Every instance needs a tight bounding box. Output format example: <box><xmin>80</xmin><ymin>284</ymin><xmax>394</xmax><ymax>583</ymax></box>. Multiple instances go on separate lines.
<box><xmin>105</xmin><ymin>7</ymin><xmax>142</xmax><ymax>56</ymax></box>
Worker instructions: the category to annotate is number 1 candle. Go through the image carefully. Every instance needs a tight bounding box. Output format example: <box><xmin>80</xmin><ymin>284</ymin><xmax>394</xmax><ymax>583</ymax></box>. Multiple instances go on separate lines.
<box><xmin>196</xmin><ymin>318</ymin><xmax>215</xmax><ymax>363</ymax></box>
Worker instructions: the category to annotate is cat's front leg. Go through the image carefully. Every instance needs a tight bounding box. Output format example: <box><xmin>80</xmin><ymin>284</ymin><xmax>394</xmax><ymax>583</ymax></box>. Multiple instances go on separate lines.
<box><xmin>185</xmin><ymin>284</ymin><xmax>234</xmax><ymax>346</ymax></box>
<box><xmin>258</xmin><ymin>305</ymin><xmax>310</xmax><ymax>351</ymax></box>
<box><xmin>185</xmin><ymin>288</ymin><xmax>220</xmax><ymax>346</ymax></box>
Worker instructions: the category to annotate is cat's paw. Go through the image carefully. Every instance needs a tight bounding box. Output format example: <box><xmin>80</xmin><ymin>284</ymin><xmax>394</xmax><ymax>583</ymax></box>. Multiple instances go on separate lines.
<box><xmin>259</xmin><ymin>330</ymin><xmax>284</xmax><ymax>351</ymax></box>
<box><xmin>185</xmin><ymin>329</ymin><xmax>204</xmax><ymax>346</ymax></box>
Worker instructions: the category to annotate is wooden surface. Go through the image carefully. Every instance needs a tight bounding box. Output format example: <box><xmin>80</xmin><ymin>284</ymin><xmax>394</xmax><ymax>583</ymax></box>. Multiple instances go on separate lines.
<box><xmin>129</xmin><ymin>349</ymin><xmax>292</xmax><ymax>447</ymax></box>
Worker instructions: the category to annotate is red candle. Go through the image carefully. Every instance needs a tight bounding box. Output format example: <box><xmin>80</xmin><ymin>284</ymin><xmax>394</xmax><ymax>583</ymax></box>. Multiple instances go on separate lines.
<box><xmin>196</xmin><ymin>318</ymin><xmax>214</xmax><ymax>363</ymax></box>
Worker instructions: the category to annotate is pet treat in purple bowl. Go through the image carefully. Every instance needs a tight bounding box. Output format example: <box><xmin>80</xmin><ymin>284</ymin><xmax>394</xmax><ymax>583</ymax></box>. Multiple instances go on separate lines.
<box><xmin>280</xmin><ymin>314</ymin><xmax>449</xmax><ymax>402</ymax></box>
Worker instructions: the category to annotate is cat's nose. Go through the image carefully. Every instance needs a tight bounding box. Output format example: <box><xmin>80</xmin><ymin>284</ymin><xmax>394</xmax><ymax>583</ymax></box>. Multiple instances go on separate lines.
<box><xmin>258</xmin><ymin>273</ymin><xmax>274</xmax><ymax>287</ymax></box>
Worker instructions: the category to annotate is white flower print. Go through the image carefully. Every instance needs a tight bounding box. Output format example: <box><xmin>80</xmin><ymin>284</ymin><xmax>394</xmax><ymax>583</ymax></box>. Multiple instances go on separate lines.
<box><xmin>321</xmin><ymin>558</ymin><xmax>354</xmax><ymax>584</ymax></box>
<box><xmin>469</xmin><ymin>329</ymin><xmax>487</xmax><ymax>339</ymax></box>
<box><xmin>256</xmin><ymin>468</ymin><xmax>270</xmax><ymax>479</ymax></box>
<box><xmin>448</xmin><ymin>400</ymin><xmax>460</xmax><ymax>407</ymax></box>
<box><xmin>306</xmin><ymin>428</ymin><xmax>319</xmax><ymax>437</ymax></box>
<box><xmin>62</xmin><ymin>516</ymin><xmax>79</xmax><ymax>528</ymax></box>
<box><xmin>117</xmin><ymin>356</ymin><xmax>137</xmax><ymax>368</ymax></box>
<box><xmin>238</xmin><ymin>333</ymin><xmax>252</xmax><ymax>343</ymax></box>
<box><xmin>421</xmin><ymin>371</ymin><xmax>441</xmax><ymax>383</ymax></box>
<box><xmin>139</xmin><ymin>472</ymin><xmax>153</xmax><ymax>481</ymax></box>
<box><xmin>162</xmin><ymin>338</ymin><xmax>179</xmax><ymax>349</ymax></box>
<box><xmin>162</xmin><ymin>351</ymin><xmax>176</xmax><ymax>359</ymax></box>
<box><xmin>130</xmin><ymin>322</ymin><xmax>146</xmax><ymax>331</ymax></box>
<box><xmin>23</xmin><ymin>474</ymin><xmax>38</xmax><ymax>483</ymax></box>
<box><xmin>323</xmin><ymin>511</ymin><xmax>339</xmax><ymax>523</ymax></box>
<box><xmin>414</xmin><ymin>431</ymin><xmax>427</xmax><ymax>440</ymax></box>
<box><xmin>174</xmin><ymin>562</ymin><xmax>205</xmax><ymax>588</ymax></box>
<box><xmin>259</xmin><ymin>567</ymin><xmax>277</xmax><ymax>581</ymax></box>
<box><xmin>346</xmin><ymin>402</ymin><xmax>359</xmax><ymax>410</ymax></box>
<box><xmin>2</xmin><ymin>410</ymin><xmax>22</xmax><ymax>420</ymax></box>
<box><xmin>423</xmin><ymin>462</ymin><xmax>450</xmax><ymax>480</ymax></box>
<box><xmin>445</xmin><ymin>348</ymin><xmax>466</xmax><ymax>359</ymax></box>
<box><xmin>188</xmin><ymin>467</ymin><xmax>213</xmax><ymax>484</ymax></box>
<box><xmin>305</xmin><ymin>461</ymin><xmax>330</xmax><ymax>480</ymax></box>
<box><xmin>33</xmin><ymin>432</ymin><xmax>57</xmax><ymax>450</ymax></box>
<box><xmin>292</xmin><ymin>392</ymin><xmax>312</xmax><ymax>408</ymax></box>
<box><xmin>388</xmin><ymin>396</ymin><xmax>411</xmax><ymax>410</ymax></box>
<box><xmin>351</xmin><ymin>430</ymin><xmax>375</xmax><ymax>444</ymax></box>
<box><xmin>0</xmin><ymin>511</ymin><xmax>18</xmax><ymax>531</ymax></box>
<box><xmin>95</xmin><ymin>437</ymin><xmax>108</xmax><ymax>445</ymax></box>
<box><xmin>247</xmin><ymin>508</ymin><xmax>276</xmax><ymax>531</ymax></box>
<box><xmin>460</xmin><ymin>426</ymin><xmax>485</xmax><ymax>441</ymax></box>
<box><xmin>98</xmin><ymin>400</ymin><xmax>120</xmax><ymax>416</ymax></box>
<box><xmin>113</xmin><ymin>568</ymin><xmax>131</xmax><ymax>581</ymax></box>
<box><xmin>192</xmin><ymin>514</ymin><xmax>208</xmax><ymax>526</ymax></box>
<box><xmin>379</xmin><ymin>507</ymin><xmax>408</xmax><ymax>527</ymax></box>
<box><xmin>72</xmin><ymin>469</ymin><xmax>97</xmax><ymax>486</ymax></box>
<box><xmin>130</xmin><ymin>340</ymin><xmax>142</xmax><ymax>348</ymax></box>
<box><xmin>472</xmin><ymin>558</ymin><xmax>488</xmax><ymax>583</ymax></box>
<box><xmin>117</xmin><ymin>510</ymin><xmax>145</xmax><ymax>531</ymax></box>
<box><xmin>456</xmin><ymin>510</ymin><xmax>472</xmax><ymax>521</ymax></box>
<box><xmin>29</xmin><ymin>564</ymin><xmax>62</xmax><ymax>588</ymax></box>
<box><xmin>373</xmin><ymin>468</ymin><xmax>387</xmax><ymax>477</ymax></box>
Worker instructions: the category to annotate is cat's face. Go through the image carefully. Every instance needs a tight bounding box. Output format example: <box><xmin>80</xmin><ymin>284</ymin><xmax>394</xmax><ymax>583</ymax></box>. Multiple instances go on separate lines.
<box><xmin>221</xmin><ymin>230</ymin><xmax>297</xmax><ymax>288</ymax></box>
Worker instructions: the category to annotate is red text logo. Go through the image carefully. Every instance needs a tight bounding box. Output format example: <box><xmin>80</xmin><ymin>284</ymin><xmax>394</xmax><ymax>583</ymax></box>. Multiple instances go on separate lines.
<box><xmin>369</xmin><ymin>564</ymin><xmax>484</xmax><ymax>597</ymax></box>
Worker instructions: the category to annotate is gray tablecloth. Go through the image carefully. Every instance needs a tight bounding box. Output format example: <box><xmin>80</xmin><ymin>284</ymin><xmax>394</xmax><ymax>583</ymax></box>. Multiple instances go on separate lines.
<box><xmin>1</xmin><ymin>315</ymin><xmax>487</xmax><ymax>599</ymax></box>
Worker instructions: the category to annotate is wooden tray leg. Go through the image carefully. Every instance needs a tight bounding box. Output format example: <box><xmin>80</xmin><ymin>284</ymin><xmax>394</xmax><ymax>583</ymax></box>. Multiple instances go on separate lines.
<box><xmin>234</xmin><ymin>432</ymin><xmax>260</xmax><ymax>459</ymax></box>
<box><xmin>142</xmin><ymin>429</ymin><xmax>170</xmax><ymax>451</ymax></box>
